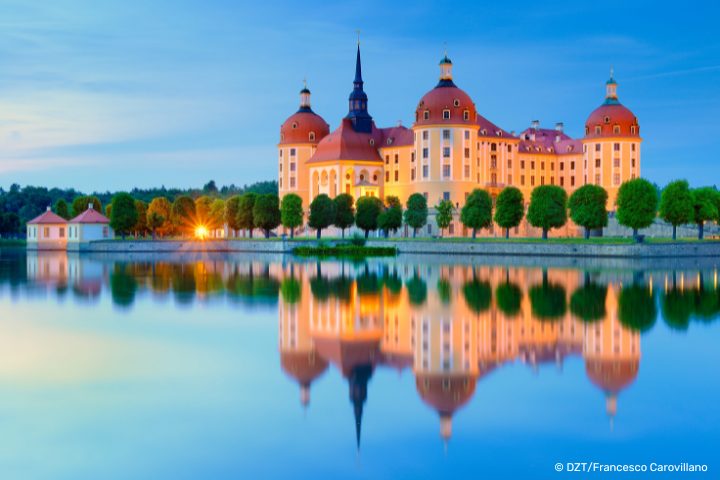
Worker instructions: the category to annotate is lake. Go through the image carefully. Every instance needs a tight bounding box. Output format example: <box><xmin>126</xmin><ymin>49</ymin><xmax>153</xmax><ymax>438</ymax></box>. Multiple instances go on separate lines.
<box><xmin>1</xmin><ymin>249</ymin><xmax>718</xmax><ymax>479</ymax></box>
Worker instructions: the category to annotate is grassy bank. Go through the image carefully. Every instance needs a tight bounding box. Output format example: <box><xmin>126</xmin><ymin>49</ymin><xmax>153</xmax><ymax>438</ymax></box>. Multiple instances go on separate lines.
<box><xmin>293</xmin><ymin>244</ymin><xmax>397</xmax><ymax>258</ymax></box>
<box><xmin>0</xmin><ymin>239</ymin><xmax>26</xmax><ymax>247</ymax></box>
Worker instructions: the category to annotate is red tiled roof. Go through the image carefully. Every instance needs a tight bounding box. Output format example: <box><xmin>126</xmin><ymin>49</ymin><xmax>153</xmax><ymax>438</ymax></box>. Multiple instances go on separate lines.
<box><xmin>70</xmin><ymin>208</ymin><xmax>109</xmax><ymax>224</ymax></box>
<box><xmin>414</xmin><ymin>84</ymin><xmax>477</xmax><ymax>126</ymax></box>
<box><xmin>517</xmin><ymin>127</ymin><xmax>582</xmax><ymax>155</ymax></box>
<box><xmin>377</xmin><ymin>125</ymin><xmax>413</xmax><ymax>147</ymax></box>
<box><xmin>585</xmin><ymin>103</ymin><xmax>639</xmax><ymax>139</ymax></box>
<box><xmin>27</xmin><ymin>209</ymin><xmax>68</xmax><ymax>225</ymax></box>
<box><xmin>279</xmin><ymin>110</ymin><xmax>330</xmax><ymax>145</ymax></box>
<box><xmin>308</xmin><ymin>118</ymin><xmax>383</xmax><ymax>164</ymax></box>
<box><xmin>476</xmin><ymin>113</ymin><xmax>513</xmax><ymax>139</ymax></box>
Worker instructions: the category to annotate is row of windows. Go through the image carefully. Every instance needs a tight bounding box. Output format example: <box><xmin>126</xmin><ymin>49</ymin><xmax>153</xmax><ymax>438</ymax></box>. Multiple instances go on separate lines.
<box><xmin>278</xmin><ymin>162</ymin><xmax>296</xmax><ymax>172</ymax></box>
<box><xmin>586</xmin><ymin>125</ymin><xmax>638</xmax><ymax>135</ymax></box>
<box><xmin>279</xmin><ymin>148</ymin><xmax>297</xmax><ymax>158</ymax></box>
<box><xmin>418</xmin><ymin>109</ymin><xmax>471</xmax><ymax>121</ymax></box>
<box><xmin>586</xmin><ymin>143</ymin><xmax>638</xmax><ymax>153</ymax></box>
<box><xmin>278</xmin><ymin>178</ymin><xmax>296</xmax><ymax>189</ymax></box>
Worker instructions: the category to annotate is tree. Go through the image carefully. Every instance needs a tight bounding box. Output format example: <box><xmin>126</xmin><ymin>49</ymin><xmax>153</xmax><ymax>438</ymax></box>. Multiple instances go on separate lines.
<box><xmin>225</xmin><ymin>195</ymin><xmax>242</xmax><ymax>237</ymax></box>
<box><xmin>72</xmin><ymin>195</ymin><xmax>102</xmax><ymax>217</ymax></box>
<box><xmin>658</xmin><ymin>180</ymin><xmax>693</xmax><ymax>240</ymax></box>
<box><xmin>308</xmin><ymin>194</ymin><xmax>335</xmax><ymax>239</ymax></box>
<box><xmin>147</xmin><ymin>197</ymin><xmax>172</xmax><ymax>237</ymax></box>
<box><xmin>110</xmin><ymin>193</ymin><xmax>139</xmax><ymax>240</ymax></box>
<box><xmin>237</xmin><ymin>192</ymin><xmax>257</xmax><ymax>238</ymax></box>
<box><xmin>171</xmin><ymin>195</ymin><xmax>196</xmax><ymax>235</ymax></box>
<box><xmin>527</xmin><ymin>185</ymin><xmax>567</xmax><ymax>239</ymax></box>
<box><xmin>209</xmin><ymin>198</ymin><xmax>226</xmax><ymax>231</ymax></box>
<box><xmin>377</xmin><ymin>196</ymin><xmax>402</xmax><ymax>237</ymax></box>
<box><xmin>434</xmin><ymin>199</ymin><xmax>454</xmax><ymax>237</ymax></box>
<box><xmin>280</xmin><ymin>193</ymin><xmax>303</xmax><ymax>239</ymax></box>
<box><xmin>105</xmin><ymin>204</ymin><xmax>112</xmax><ymax>218</ymax></box>
<box><xmin>133</xmin><ymin>200</ymin><xmax>148</xmax><ymax>238</ymax></box>
<box><xmin>496</xmin><ymin>281</ymin><xmax>522</xmax><ymax>317</ymax></box>
<box><xmin>494</xmin><ymin>186</ymin><xmax>524</xmax><ymax>239</ymax></box>
<box><xmin>568</xmin><ymin>184</ymin><xmax>608</xmax><ymax>239</ymax></box>
<box><xmin>203</xmin><ymin>180</ymin><xmax>218</xmax><ymax>193</ymax></box>
<box><xmin>356</xmin><ymin>196</ymin><xmax>383</xmax><ymax>238</ymax></box>
<box><xmin>404</xmin><ymin>193</ymin><xmax>428</xmax><ymax>238</ymax></box>
<box><xmin>195</xmin><ymin>195</ymin><xmax>214</xmax><ymax>226</ymax></box>
<box><xmin>0</xmin><ymin>213</ymin><xmax>20</xmax><ymax>238</ymax></box>
<box><xmin>461</xmin><ymin>189</ymin><xmax>492</xmax><ymax>238</ymax></box>
<box><xmin>253</xmin><ymin>193</ymin><xmax>281</xmax><ymax>238</ymax></box>
<box><xmin>616</xmin><ymin>178</ymin><xmax>658</xmax><ymax>239</ymax></box>
<box><xmin>691</xmin><ymin>187</ymin><xmax>719</xmax><ymax>240</ymax></box>
<box><xmin>333</xmin><ymin>193</ymin><xmax>355</xmax><ymax>238</ymax></box>
<box><xmin>53</xmin><ymin>198</ymin><xmax>70</xmax><ymax>220</ymax></box>
<box><xmin>147</xmin><ymin>211</ymin><xmax>164</xmax><ymax>240</ymax></box>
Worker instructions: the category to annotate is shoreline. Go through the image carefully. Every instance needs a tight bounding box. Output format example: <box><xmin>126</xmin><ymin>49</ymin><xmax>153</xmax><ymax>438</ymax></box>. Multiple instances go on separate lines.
<box><xmin>22</xmin><ymin>238</ymin><xmax>720</xmax><ymax>258</ymax></box>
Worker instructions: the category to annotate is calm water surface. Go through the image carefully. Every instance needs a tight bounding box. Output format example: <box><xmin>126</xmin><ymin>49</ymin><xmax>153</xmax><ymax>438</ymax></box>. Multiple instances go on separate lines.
<box><xmin>1</xmin><ymin>249</ymin><xmax>718</xmax><ymax>479</ymax></box>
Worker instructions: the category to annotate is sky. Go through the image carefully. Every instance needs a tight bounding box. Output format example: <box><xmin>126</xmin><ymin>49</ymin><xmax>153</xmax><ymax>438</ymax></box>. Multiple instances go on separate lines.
<box><xmin>0</xmin><ymin>0</ymin><xmax>719</xmax><ymax>192</ymax></box>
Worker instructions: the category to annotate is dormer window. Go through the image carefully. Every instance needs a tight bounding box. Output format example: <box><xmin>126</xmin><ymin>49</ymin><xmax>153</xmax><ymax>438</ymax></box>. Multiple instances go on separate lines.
<box><xmin>309</xmin><ymin>131</ymin><xmax>315</xmax><ymax>141</ymax></box>
<box><xmin>604</xmin><ymin>116</ymin><xmax>610</xmax><ymax>124</ymax></box>
<box><xmin>453</xmin><ymin>99</ymin><xmax>460</xmax><ymax>107</ymax></box>
<box><xmin>292</xmin><ymin>122</ymin><xmax>298</xmax><ymax>129</ymax></box>
<box><xmin>631</xmin><ymin>126</ymin><xmax>637</xmax><ymax>135</ymax></box>
<box><xmin>443</xmin><ymin>109</ymin><xmax>450</xmax><ymax>119</ymax></box>
<box><xmin>595</xmin><ymin>126</ymin><xmax>601</xmax><ymax>134</ymax></box>
<box><xmin>387</xmin><ymin>138</ymin><xmax>393</xmax><ymax>145</ymax></box>
<box><xmin>280</xmin><ymin>133</ymin><xmax>285</xmax><ymax>142</ymax></box>
<box><xmin>369</xmin><ymin>139</ymin><xmax>375</xmax><ymax>146</ymax></box>
<box><xmin>423</xmin><ymin>110</ymin><xmax>430</xmax><ymax>120</ymax></box>
<box><xmin>497</xmin><ymin>131</ymin><xmax>502</xmax><ymax>137</ymax></box>
<box><xmin>613</xmin><ymin>125</ymin><xmax>620</xmax><ymax>134</ymax></box>
<box><xmin>463</xmin><ymin>110</ymin><xmax>469</xmax><ymax>121</ymax></box>
<box><xmin>481</xmin><ymin>129</ymin><xmax>487</xmax><ymax>136</ymax></box>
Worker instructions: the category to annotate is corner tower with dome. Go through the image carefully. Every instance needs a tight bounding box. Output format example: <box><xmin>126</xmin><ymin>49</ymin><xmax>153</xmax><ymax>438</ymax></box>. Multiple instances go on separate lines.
<box><xmin>278</xmin><ymin>44</ymin><xmax>642</xmax><ymax>238</ymax></box>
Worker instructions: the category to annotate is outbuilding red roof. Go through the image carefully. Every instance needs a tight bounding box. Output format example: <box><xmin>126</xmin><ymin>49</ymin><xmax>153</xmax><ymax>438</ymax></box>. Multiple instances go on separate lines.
<box><xmin>27</xmin><ymin>208</ymin><xmax>68</xmax><ymax>225</ymax></box>
<box><xmin>70</xmin><ymin>208</ymin><xmax>109</xmax><ymax>224</ymax></box>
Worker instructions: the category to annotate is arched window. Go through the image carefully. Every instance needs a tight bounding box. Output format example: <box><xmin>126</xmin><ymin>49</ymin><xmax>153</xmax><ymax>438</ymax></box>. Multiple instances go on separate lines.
<box><xmin>595</xmin><ymin>126</ymin><xmax>601</xmax><ymax>134</ymax></box>
<box><xmin>309</xmin><ymin>131</ymin><xmax>315</xmax><ymax>141</ymax></box>
<box><xmin>292</xmin><ymin>122</ymin><xmax>298</xmax><ymax>129</ymax></box>
<box><xmin>604</xmin><ymin>116</ymin><xmax>610</xmax><ymax>124</ymax></box>
<box><xmin>613</xmin><ymin>125</ymin><xmax>620</xmax><ymax>134</ymax></box>
<box><xmin>463</xmin><ymin>110</ymin><xmax>469</xmax><ymax>121</ymax></box>
<box><xmin>423</xmin><ymin>110</ymin><xmax>430</xmax><ymax>120</ymax></box>
<box><xmin>443</xmin><ymin>109</ymin><xmax>451</xmax><ymax>119</ymax></box>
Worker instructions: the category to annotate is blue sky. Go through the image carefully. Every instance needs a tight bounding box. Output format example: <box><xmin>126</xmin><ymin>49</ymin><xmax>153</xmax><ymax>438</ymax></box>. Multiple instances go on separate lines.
<box><xmin>0</xmin><ymin>0</ymin><xmax>718</xmax><ymax>192</ymax></box>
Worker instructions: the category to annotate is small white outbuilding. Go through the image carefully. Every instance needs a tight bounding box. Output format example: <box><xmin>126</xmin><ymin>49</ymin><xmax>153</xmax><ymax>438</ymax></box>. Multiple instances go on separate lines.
<box><xmin>67</xmin><ymin>203</ymin><xmax>113</xmax><ymax>251</ymax></box>
<box><xmin>26</xmin><ymin>207</ymin><xmax>68</xmax><ymax>250</ymax></box>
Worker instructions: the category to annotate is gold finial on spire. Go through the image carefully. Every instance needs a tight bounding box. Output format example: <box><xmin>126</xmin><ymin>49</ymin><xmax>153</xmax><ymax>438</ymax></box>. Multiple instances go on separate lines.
<box><xmin>356</xmin><ymin>29</ymin><xmax>361</xmax><ymax>46</ymax></box>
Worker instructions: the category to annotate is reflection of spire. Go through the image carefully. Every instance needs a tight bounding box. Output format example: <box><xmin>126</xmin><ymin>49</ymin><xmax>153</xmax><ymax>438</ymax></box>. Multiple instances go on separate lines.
<box><xmin>349</xmin><ymin>364</ymin><xmax>373</xmax><ymax>451</ymax></box>
<box><xmin>300</xmin><ymin>384</ymin><xmax>310</xmax><ymax>408</ymax></box>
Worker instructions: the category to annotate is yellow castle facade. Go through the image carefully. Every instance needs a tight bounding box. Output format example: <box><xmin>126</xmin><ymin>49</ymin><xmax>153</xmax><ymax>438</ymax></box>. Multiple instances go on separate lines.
<box><xmin>279</xmin><ymin>44</ymin><xmax>641</xmax><ymax>236</ymax></box>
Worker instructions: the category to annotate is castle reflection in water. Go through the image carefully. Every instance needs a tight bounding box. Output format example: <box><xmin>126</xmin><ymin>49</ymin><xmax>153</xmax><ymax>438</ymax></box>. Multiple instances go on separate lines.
<box><xmin>17</xmin><ymin>251</ymin><xmax>720</xmax><ymax>446</ymax></box>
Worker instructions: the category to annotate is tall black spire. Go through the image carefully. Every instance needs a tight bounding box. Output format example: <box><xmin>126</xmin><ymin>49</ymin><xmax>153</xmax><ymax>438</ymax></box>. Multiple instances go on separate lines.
<box><xmin>346</xmin><ymin>39</ymin><xmax>373</xmax><ymax>133</ymax></box>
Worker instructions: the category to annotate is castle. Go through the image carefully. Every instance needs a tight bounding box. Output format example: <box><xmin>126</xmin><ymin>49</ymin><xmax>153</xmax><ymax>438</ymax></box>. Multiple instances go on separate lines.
<box><xmin>279</xmin><ymin>42</ymin><xmax>641</xmax><ymax>237</ymax></box>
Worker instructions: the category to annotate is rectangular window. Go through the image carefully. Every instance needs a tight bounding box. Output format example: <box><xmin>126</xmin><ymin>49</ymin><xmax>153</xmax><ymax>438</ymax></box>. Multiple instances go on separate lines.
<box><xmin>443</xmin><ymin>110</ymin><xmax>450</xmax><ymax>119</ymax></box>
<box><xmin>442</xmin><ymin>130</ymin><xmax>450</xmax><ymax>140</ymax></box>
<box><xmin>290</xmin><ymin>162</ymin><xmax>296</xmax><ymax>171</ymax></box>
<box><xmin>385</xmin><ymin>155</ymin><xmax>390</xmax><ymax>164</ymax></box>
<box><xmin>463</xmin><ymin>111</ymin><xmax>469</xmax><ymax>121</ymax></box>
<box><xmin>422</xmin><ymin>131</ymin><xmax>428</xmax><ymax>140</ymax></box>
<box><xmin>423</xmin><ymin>165</ymin><xmax>428</xmax><ymax>178</ymax></box>
<box><xmin>551</xmin><ymin>176</ymin><xmax>555</xmax><ymax>185</ymax></box>
<box><xmin>411</xmin><ymin>168</ymin><xmax>416</xmax><ymax>180</ymax></box>
<box><xmin>560</xmin><ymin>162</ymin><xmax>564</xmax><ymax>171</ymax></box>
<box><xmin>443</xmin><ymin>191</ymin><xmax>450</xmax><ymax>201</ymax></box>
<box><xmin>613</xmin><ymin>173</ymin><xmax>621</xmax><ymax>185</ymax></box>
<box><xmin>290</xmin><ymin>148</ymin><xmax>296</xmax><ymax>156</ymax></box>
<box><xmin>530</xmin><ymin>176</ymin><xmax>535</xmax><ymax>186</ymax></box>
<box><xmin>443</xmin><ymin>147</ymin><xmax>451</xmax><ymax>158</ymax></box>
<box><xmin>464</xmin><ymin>130</ymin><xmax>470</xmax><ymax>140</ymax></box>
<box><xmin>595</xmin><ymin>173</ymin><xmax>601</xmax><ymax>184</ymax></box>
<box><xmin>560</xmin><ymin>177</ymin><xmax>565</xmax><ymax>186</ymax></box>
<box><xmin>394</xmin><ymin>154</ymin><xmax>399</xmax><ymax>164</ymax></box>
<box><xmin>443</xmin><ymin>165</ymin><xmax>451</xmax><ymax>178</ymax></box>
<box><xmin>531</xmin><ymin>161</ymin><xmax>535</xmax><ymax>169</ymax></box>
<box><xmin>422</xmin><ymin>148</ymin><xmax>428</xmax><ymax>159</ymax></box>
<box><xmin>507</xmin><ymin>159</ymin><xmax>512</xmax><ymax>168</ymax></box>
<box><xmin>103</xmin><ymin>227</ymin><xmax>109</xmax><ymax>238</ymax></box>
<box><xmin>290</xmin><ymin>177</ymin><xmax>296</xmax><ymax>188</ymax></box>
<box><xmin>631</xmin><ymin>143</ymin><xmax>636</xmax><ymax>152</ymax></box>
<box><xmin>521</xmin><ymin>160</ymin><xmax>525</xmax><ymax>169</ymax></box>
<box><xmin>571</xmin><ymin>161</ymin><xmax>575</xmax><ymax>170</ymax></box>
<box><xmin>279</xmin><ymin>163</ymin><xmax>282</xmax><ymax>172</ymax></box>
<box><xmin>59</xmin><ymin>227</ymin><xmax>65</xmax><ymax>238</ymax></box>
<box><xmin>385</xmin><ymin>171</ymin><xmax>390</xmax><ymax>182</ymax></box>
<box><xmin>541</xmin><ymin>162</ymin><xmax>545</xmax><ymax>170</ymax></box>
<box><xmin>279</xmin><ymin>178</ymin><xmax>283</xmax><ymax>188</ymax></box>
<box><xmin>614</xmin><ymin>143</ymin><xmax>620</xmax><ymax>151</ymax></box>
<box><xmin>631</xmin><ymin>158</ymin><xmax>636</xmax><ymax>168</ymax></box>
<box><xmin>551</xmin><ymin>163</ymin><xmax>554</xmax><ymax>170</ymax></box>
<box><xmin>490</xmin><ymin>158</ymin><xmax>497</xmax><ymax>169</ymax></box>
<box><xmin>594</xmin><ymin>144</ymin><xmax>600</xmax><ymax>152</ymax></box>
<box><xmin>541</xmin><ymin>176</ymin><xmax>545</xmax><ymax>185</ymax></box>
<box><xmin>613</xmin><ymin>158</ymin><xmax>620</xmax><ymax>168</ymax></box>
<box><xmin>521</xmin><ymin>175</ymin><xmax>525</xmax><ymax>186</ymax></box>
<box><xmin>424</xmin><ymin>111</ymin><xmax>429</xmax><ymax>120</ymax></box>
<box><xmin>570</xmin><ymin>176</ymin><xmax>575</xmax><ymax>187</ymax></box>
<box><xmin>464</xmin><ymin>148</ymin><xmax>470</xmax><ymax>158</ymax></box>
<box><xmin>411</xmin><ymin>152</ymin><xmax>416</xmax><ymax>162</ymax></box>
<box><xmin>595</xmin><ymin>159</ymin><xmax>601</xmax><ymax>168</ymax></box>
<box><xmin>44</xmin><ymin>227</ymin><xmax>49</xmax><ymax>237</ymax></box>
<box><xmin>279</xmin><ymin>150</ymin><xmax>283</xmax><ymax>158</ymax></box>
<box><xmin>394</xmin><ymin>171</ymin><xmax>399</xmax><ymax>182</ymax></box>
<box><xmin>464</xmin><ymin>165</ymin><xmax>470</xmax><ymax>178</ymax></box>
<box><xmin>507</xmin><ymin>174</ymin><xmax>512</xmax><ymax>184</ymax></box>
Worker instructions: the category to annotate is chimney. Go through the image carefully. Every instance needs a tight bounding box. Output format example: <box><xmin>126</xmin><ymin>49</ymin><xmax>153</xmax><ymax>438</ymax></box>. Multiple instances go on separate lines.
<box><xmin>531</xmin><ymin>120</ymin><xmax>540</xmax><ymax>130</ymax></box>
<box><xmin>510</xmin><ymin>130</ymin><xmax>516</xmax><ymax>137</ymax></box>
<box><xmin>555</xmin><ymin>122</ymin><xmax>564</xmax><ymax>133</ymax></box>
<box><xmin>88</xmin><ymin>202</ymin><xmax>94</xmax><ymax>210</ymax></box>
<box><xmin>397</xmin><ymin>119</ymin><xmax>403</xmax><ymax>127</ymax></box>
<box><xmin>46</xmin><ymin>206</ymin><xmax>51</xmax><ymax>212</ymax></box>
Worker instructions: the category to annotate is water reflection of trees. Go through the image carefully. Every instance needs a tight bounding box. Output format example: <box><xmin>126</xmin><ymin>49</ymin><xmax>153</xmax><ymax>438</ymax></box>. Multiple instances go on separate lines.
<box><xmin>529</xmin><ymin>271</ymin><xmax>567</xmax><ymax>321</ymax></box>
<box><xmin>618</xmin><ymin>283</ymin><xmax>657</xmax><ymax>332</ymax></box>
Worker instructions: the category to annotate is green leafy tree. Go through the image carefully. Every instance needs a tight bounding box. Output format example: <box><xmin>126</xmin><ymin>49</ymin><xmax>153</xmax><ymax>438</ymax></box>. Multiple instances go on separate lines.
<box><xmin>53</xmin><ymin>198</ymin><xmax>70</xmax><ymax>220</ymax></box>
<box><xmin>253</xmin><ymin>193</ymin><xmax>281</xmax><ymax>238</ymax></box>
<box><xmin>461</xmin><ymin>189</ymin><xmax>493</xmax><ymax>238</ymax></box>
<box><xmin>616</xmin><ymin>178</ymin><xmax>658</xmax><ymax>239</ymax></box>
<box><xmin>356</xmin><ymin>196</ymin><xmax>383</xmax><ymax>238</ymax></box>
<box><xmin>209</xmin><ymin>198</ymin><xmax>226</xmax><ymax>231</ymax></box>
<box><xmin>110</xmin><ymin>193</ymin><xmax>139</xmax><ymax>240</ymax></box>
<box><xmin>237</xmin><ymin>192</ymin><xmax>257</xmax><ymax>238</ymax></box>
<box><xmin>404</xmin><ymin>193</ymin><xmax>428</xmax><ymax>238</ymax></box>
<box><xmin>568</xmin><ymin>184</ymin><xmax>608</xmax><ymax>239</ymax></box>
<box><xmin>378</xmin><ymin>196</ymin><xmax>402</xmax><ymax>237</ymax></box>
<box><xmin>147</xmin><ymin>211</ymin><xmax>165</xmax><ymax>240</ymax></box>
<box><xmin>0</xmin><ymin>213</ymin><xmax>20</xmax><ymax>237</ymax></box>
<box><xmin>658</xmin><ymin>180</ymin><xmax>693</xmax><ymax>240</ymax></box>
<box><xmin>691</xmin><ymin>187</ymin><xmax>719</xmax><ymax>240</ymax></box>
<box><xmin>494</xmin><ymin>186</ymin><xmax>524</xmax><ymax>239</ymax></box>
<box><xmin>171</xmin><ymin>195</ymin><xmax>196</xmax><ymax>235</ymax></box>
<box><xmin>434</xmin><ymin>199</ymin><xmax>454</xmax><ymax>237</ymax></box>
<box><xmin>333</xmin><ymin>193</ymin><xmax>355</xmax><ymax>238</ymax></box>
<box><xmin>309</xmin><ymin>194</ymin><xmax>335</xmax><ymax>239</ymax></box>
<box><xmin>527</xmin><ymin>185</ymin><xmax>567</xmax><ymax>239</ymax></box>
<box><xmin>72</xmin><ymin>195</ymin><xmax>102</xmax><ymax>217</ymax></box>
<box><xmin>105</xmin><ymin>204</ymin><xmax>112</xmax><ymax>218</ymax></box>
<box><xmin>147</xmin><ymin>197</ymin><xmax>172</xmax><ymax>237</ymax></box>
<box><xmin>225</xmin><ymin>195</ymin><xmax>242</xmax><ymax>236</ymax></box>
<box><xmin>195</xmin><ymin>195</ymin><xmax>213</xmax><ymax>226</ymax></box>
<box><xmin>133</xmin><ymin>200</ymin><xmax>148</xmax><ymax>238</ymax></box>
<box><xmin>280</xmin><ymin>193</ymin><xmax>303</xmax><ymax>239</ymax></box>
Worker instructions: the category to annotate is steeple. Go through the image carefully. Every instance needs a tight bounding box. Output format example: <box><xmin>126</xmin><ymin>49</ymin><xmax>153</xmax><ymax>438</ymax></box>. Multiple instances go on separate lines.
<box><xmin>298</xmin><ymin>79</ymin><xmax>312</xmax><ymax>113</ymax></box>
<box><xmin>604</xmin><ymin>67</ymin><xmax>619</xmax><ymax>105</ymax></box>
<box><xmin>346</xmin><ymin>37</ymin><xmax>373</xmax><ymax>133</ymax></box>
<box><xmin>437</xmin><ymin>51</ymin><xmax>456</xmax><ymax>87</ymax></box>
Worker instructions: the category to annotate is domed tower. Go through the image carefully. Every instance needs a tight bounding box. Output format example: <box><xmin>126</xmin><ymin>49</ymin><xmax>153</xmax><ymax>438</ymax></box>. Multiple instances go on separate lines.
<box><xmin>279</xmin><ymin>82</ymin><xmax>330</xmax><ymax>208</ymax></box>
<box><xmin>412</xmin><ymin>54</ymin><xmax>479</xmax><ymax>219</ymax></box>
<box><xmin>582</xmin><ymin>70</ymin><xmax>641</xmax><ymax>207</ymax></box>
